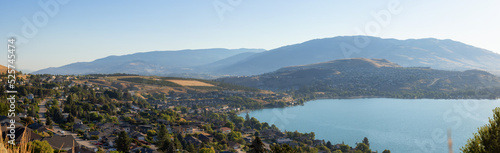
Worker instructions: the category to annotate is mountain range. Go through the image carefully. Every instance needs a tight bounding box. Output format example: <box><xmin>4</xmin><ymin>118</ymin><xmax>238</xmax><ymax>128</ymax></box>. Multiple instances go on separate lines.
<box><xmin>34</xmin><ymin>48</ymin><xmax>264</xmax><ymax>76</ymax></box>
<box><xmin>34</xmin><ymin>36</ymin><xmax>500</xmax><ymax>77</ymax></box>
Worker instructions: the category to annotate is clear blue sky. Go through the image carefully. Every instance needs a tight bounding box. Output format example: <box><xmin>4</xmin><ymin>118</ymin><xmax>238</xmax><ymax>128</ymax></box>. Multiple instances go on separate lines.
<box><xmin>1</xmin><ymin>0</ymin><xmax>499</xmax><ymax>72</ymax></box>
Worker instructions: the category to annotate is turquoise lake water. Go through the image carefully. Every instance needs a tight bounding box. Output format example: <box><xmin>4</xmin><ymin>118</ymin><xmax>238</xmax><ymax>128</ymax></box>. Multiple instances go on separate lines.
<box><xmin>240</xmin><ymin>98</ymin><xmax>500</xmax><ymax>153</ymax></box>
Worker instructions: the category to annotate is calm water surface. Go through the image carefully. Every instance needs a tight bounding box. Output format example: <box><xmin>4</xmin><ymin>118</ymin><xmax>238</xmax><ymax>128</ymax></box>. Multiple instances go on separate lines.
<box><xmin>241</xmin><ymin>98</ymin><xmax>500</xmax><ymax>153</ymax></box>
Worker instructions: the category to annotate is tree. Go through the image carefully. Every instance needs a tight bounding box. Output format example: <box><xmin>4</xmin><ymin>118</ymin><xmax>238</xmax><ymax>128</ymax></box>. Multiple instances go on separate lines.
<box><xmin>199</xmin><ymin>147</ymin><xmax>216</xmax><ymax>153</ymax></box>
<box><xmin>271</xmin><ymin>144</ymin><xmax>299</xmax><ymax>153</ymax></box>
<box><xmin>249</xmin><ymin>136</ymin><xmax>267</xmax><ymax>153</ymax></box>
<box><xmin>30</xmin><ymin>140</ymin><xmax>54</xmax><ymax>153</ymax></box>
<box><xmin>23</xmin><ymin>117</ymin><xmax>34</xmax><ymax>125</ymax></box>
<box><xmin>326</xmin><ymin>141</ymin><xmax>333</xmax><ymax>150</ymax></box>
<box><xmin>228</xmin><ymin>131</ymin><xmax>242</xmax><ymax>142</ymax></box>
<box><xmin>215</xmin><ymin>133</ymin><xmax>226</xmax><ymax>141</ymax></box>
<box><xmin>340</xmin><ymin>144</ymin><xmax>350</xmax><ymax>152</ymax></box>
<box><xmin>158</xmin><ymin>124</ymin><xmax>168</xmax><ymax>142</ymax></box>
<box><xmin>67</xmin><ymin>113</ymin><xmax>75</xmax><ymax>123</ymax></box>
<box><xmin>332</xmin><ymin>150</ymin><xmax>342</xmax><ymax>153</ymax></box>
<box><xmin>160</xmin><ymin>134</ymin><xmax>172</xmax><ymax>151</ymax></box>
<box><xmin>382</xmin><ymin>149</ymin><xmax>391</xmax><ymax>153</ymax></box>
<box><xmin>115</xmin><ymin>131</ymin><xmax>131</xmax><ymax>153</ymax></box>
<box><xmin>166</xmin><ymin>140</ymin><xmax>176</xmax><ymax>153</ymax></box>
<box><xmin>462</xmin><ymin>107</ymin><xmax>500</xmax><ymax>153</ymax></box>
<box><xmin>245</xmin><ymin>113</ymin><xmax>251</xmax><ymax>126</ymax></box>
<box><xmin>45</xmin><ymin>116</ymin><xmax>52</xmax><ymax>126</ymax></box>
<box><xmin>147</xmin><ymin>130</ymin><xmax>157</xmax><ymax>136</ymax></box>
<box><xmin>225</xmin><ymin>121</ymin><xmax>235</xmax><ymax>130</ymax></box>
<box><xmin>187</xmin><ymin>144</ymin><xmax>196</xmax><ymax>153</ymax></box>
<box><xmin>362</xmin><ymin>137</ymin><xmax>370</xmax><ymax>147</ymax></box>
<box><xmin>355</xmin><ymin>143</ymin><xmax>371</xmax><ymax>153</ymax></box>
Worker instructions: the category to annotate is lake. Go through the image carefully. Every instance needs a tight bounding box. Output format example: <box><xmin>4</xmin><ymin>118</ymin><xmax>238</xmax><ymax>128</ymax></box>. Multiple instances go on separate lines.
<box><xmin>240</xmin><ymin>98</ymin><xmax>500</xmax><ymax>153</ymax></box>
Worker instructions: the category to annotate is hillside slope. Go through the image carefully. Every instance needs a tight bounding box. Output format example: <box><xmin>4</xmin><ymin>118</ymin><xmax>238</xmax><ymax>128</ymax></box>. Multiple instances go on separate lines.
<box><xmin>33</xmin><ymin>48</ymin><xmax>265</xmax><ymax>76</ymax></box>
<box><xmin>215</xmin><ymin>36</ymin><xmax>500</xmax><ymax>75</ymax></box>
<box><xmin>219</xmin><ymin>58</ymin><xmax>500</xmax><ymax>99</ymax></box>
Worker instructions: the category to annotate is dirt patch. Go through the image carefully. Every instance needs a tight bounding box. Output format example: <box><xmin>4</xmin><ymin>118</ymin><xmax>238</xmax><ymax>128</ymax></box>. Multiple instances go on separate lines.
<box><xmin>167</xmin><ymin>80</ymin><xmax>214</xmax><ymax>87</ymax></box>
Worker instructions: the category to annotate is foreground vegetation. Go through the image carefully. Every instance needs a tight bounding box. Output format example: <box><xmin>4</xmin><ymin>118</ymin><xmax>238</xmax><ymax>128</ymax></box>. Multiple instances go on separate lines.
<box><xmin>462</xmin><ymin>107</ymin><xmax>500</xmax><ymax>153</ymax></box>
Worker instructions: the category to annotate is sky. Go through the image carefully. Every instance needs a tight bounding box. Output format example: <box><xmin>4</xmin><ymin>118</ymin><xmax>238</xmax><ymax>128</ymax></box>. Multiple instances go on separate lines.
<box><xmin>1</xmin><ymin>0</ymin><xmax>499</xmax><ymax>72</ymax></box>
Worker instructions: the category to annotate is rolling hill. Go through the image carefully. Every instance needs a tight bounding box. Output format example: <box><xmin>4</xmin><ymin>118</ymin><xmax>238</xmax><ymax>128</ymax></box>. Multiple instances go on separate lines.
<box><xmin>218</xmin><ymin>58</ymin><xmax>500</xmax><ymax>99</ymax></box>
<box><xmin>0</xmin><ymin>65</ymin><xmax>7</xmax><ymax>74</ymax></box>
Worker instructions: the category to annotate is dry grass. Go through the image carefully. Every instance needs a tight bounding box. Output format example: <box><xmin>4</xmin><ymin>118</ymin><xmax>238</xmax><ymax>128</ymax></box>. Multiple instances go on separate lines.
<box><xmin>0</xmin><ymin>65</ymin><xmax>7</xmax><ymax>74</ymax></box>
<box><xmin>0</xmin><ymin>128</ymin><xmax>32</xmax><ymax>153</ymax></box>
<box><xmin>167</xmin><ymin>80</ymin><xmax>214</xmax><ymax>87</ymax></box>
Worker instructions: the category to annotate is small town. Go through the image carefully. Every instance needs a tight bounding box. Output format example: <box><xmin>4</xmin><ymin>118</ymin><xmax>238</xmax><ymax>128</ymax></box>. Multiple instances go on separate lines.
<box><xmin>0</xmin><ymin>73</ymin><xmax>383</xmax><ymax>153</ymax></box>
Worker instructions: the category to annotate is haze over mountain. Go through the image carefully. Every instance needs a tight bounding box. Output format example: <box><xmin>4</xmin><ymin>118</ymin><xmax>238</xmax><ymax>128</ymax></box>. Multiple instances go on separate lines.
<box><xmin>215</xmin><ymin>36</ymin><xmax>500</xmax><ymax>76</ymax></box>
<box><xmin>219</xmin><ymin>58</ymin><xmax>500</xmax><ymax>99</ymax></box>
<box><xmin>34</xmin><ymin>48</ymin><xmax>264</xmax><ymax>76</ymax></box>
<box><xmin>33</xmin><ymin>36</ymin><xmax>500</xmax><ymax>77</ymax></box>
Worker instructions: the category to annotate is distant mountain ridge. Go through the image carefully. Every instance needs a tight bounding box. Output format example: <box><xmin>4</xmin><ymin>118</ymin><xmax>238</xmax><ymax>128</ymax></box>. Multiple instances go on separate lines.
<box><xmin>34</xmin><ymin>48</ymin><xmax>265</xmax><ymax>76</ymax></box>
<box><xmin>33</xmin><ymin>36</ymin><xmax>500</xmax><ymax>77</ymax></box>
<box><xmin>214</xmin><ymin>36</ymin><xmax>500</xmax><ymax>75</ymax></box>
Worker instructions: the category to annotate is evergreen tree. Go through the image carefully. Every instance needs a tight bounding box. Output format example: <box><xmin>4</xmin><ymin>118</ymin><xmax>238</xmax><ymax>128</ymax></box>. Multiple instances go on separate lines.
<box><xmin>362</xmin><ymin>137</ymin><xmax>370</xmax><ymax>147</ymax></box>
<box><xmin>187</xmin><ymin>144</ymin><xmax>196</xmax><ymax>153</ymax></box>
<box><xmin>160</xmin><ymin>135</ymin><xmax>172</xmax><ymax>151</ymax></box>
<box><xmin>158</xmin><ymin>125</ymin><xmax>168</xmax><ymax>142</ymax></box>
<box><xmin>45</xmin><ymin>116</ymin><xmax>52</xmax><ymax>126</ymax></box>
<box><xmin>166</xmin><ymin>141</ymin><xmax>176</xmax><ymax>153</ymax></box>
<box><xmin>249</xmin><ymin>136</ymin><xmax>267</xmax><ymax>153</ymax></box>
<box><xmin>326</xmin><ymin>141</ymin><xmax>333</xmax><ymax>150</ymax></box>
<box><xmin>115</xmin><ymin>131</ymin><xmax>131</xmax><ymax>153</ymax></box>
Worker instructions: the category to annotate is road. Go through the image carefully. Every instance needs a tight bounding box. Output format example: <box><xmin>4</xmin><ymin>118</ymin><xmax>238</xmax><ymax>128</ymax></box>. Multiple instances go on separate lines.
<box><xmin>37</xmin><ymin>98</ymin><xmax>48</xmax><ymax>124</ymax></box>
<box><xmin>38</xmin><ymin>98</ymin><xmax>98</xmax><ymax>150</ymax></box>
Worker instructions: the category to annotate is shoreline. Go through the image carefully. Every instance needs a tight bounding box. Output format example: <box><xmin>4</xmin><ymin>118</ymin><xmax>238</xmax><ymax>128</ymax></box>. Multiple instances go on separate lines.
<box><xmin>237</xmin><ymin>96</ymin><xmax>499</xmax><ymax>115</ymax></box>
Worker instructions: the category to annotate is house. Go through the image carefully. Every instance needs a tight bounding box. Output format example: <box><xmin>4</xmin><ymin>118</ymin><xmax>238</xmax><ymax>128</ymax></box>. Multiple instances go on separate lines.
<box><xmin>184</xmin><ymin>136</ymin><xmax>202</xmax><ymax>146</ymax></box>
<box><xmin>35</xmin><ymin>126</ymin><xmax>54</xmax><ymax>133</ymax></box>
<box><xmin>73</xmin><ymin>123</ymin><xmax>90</xmax><ymax>132</ymax></box>
<box><xmin>243</xmin><ymin>137</ymin><xmax>252</xmax><ymax>143</ymax></box>
<box><xmin>1</xmin><ymin>124</ymin><xmax>43</xmax><ymax>144</ymax></box>
<box><xmin>313</xmin><ymin>139</ymin><xmax>325</xmax><ymax>146</ymax></box>
<box><xmin>129</xmin><ymin>131</ymin><xmax>147</xmax><ymax>141</ymax></box>
<box><xmin>67</xmin><ymin>147</ymin><xmax>94</xmax><ymax>153</ymax></box>
<box><xmin>119</xmin><ymin>123</ymin><xmax>134</xmax><ymax>133</ymax></box>
<box><xmin>172</xmin><ymin>125</ymin><xmax>201</xmax><ymax>135</ymax></box>
<box><xmin>18</xmin><ymin>113</ymin><xmax>27</xmax><ymax>118</ymax></box>
<box><xmin>276</xmin><ymin>138</ymin><xmax>292</xmax><ymax>144</ymax></box>
<box><xmin>157</xmin><ymin>119</ymin><xmax>169</xmax><ymax>125</ymax></box>
<box><xmin>242</xmin><ymin>128</ymin><xmax>256</xmax><ymax>135</ymax></box>
<box><xmin>27</xmin><ymin>122</ymin><xmax>44</xmax><ymax>130</ymax></box>
<box><xmin>228</xmin><ymin>141</ymin><xmax>241</xmax><ymax>150</ymax></box>
<box><xmin>27</xmin><ymin>94</ymin><xmax>35</xmax><ymax>100</ymax></box>
<box><xmin>260</xmin><ymin>129</ymin><xmax>284</xmax><ymax>139</ymax></box>
<box><xmin>62</xmin><ymin>113</ymin><xmax>70</xmax><ymax>120</ymax></box>
<box><xmin>103</xmin><ymin>135</ymin><xmax>117</xmax><ymax>148</ymax></box>
<box><xmin>138</xmin><ymin>125</ymin><xmax>153</xmax><ymax>133</ymax></box>
<box><xmin>219</xmin><ymin>127</ymin><xmax>231</xmax><ymax>134</ymax></box>
<box><xmin>198</xmin><ymin>133</ymin><xmax>213</xmax><ymax>142</ymax></box>
<box><xmin>0</xmin><ymin>116</ymin><xmax>21</xmax><ymax>124</ymax></box>
<box><xmin>130</xmin><ymin>147</ymin><xmax>159</xmax><ymax>153</ymax></box>
<box><xmin>74</xmin><ymin>118</ymin><xmax>83</xmax><ymax>124</ymax></box>
<box><xmin>41</xmin><ymin>135</ymin><xmax>76</xmax><ymax>151</ymax></box>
